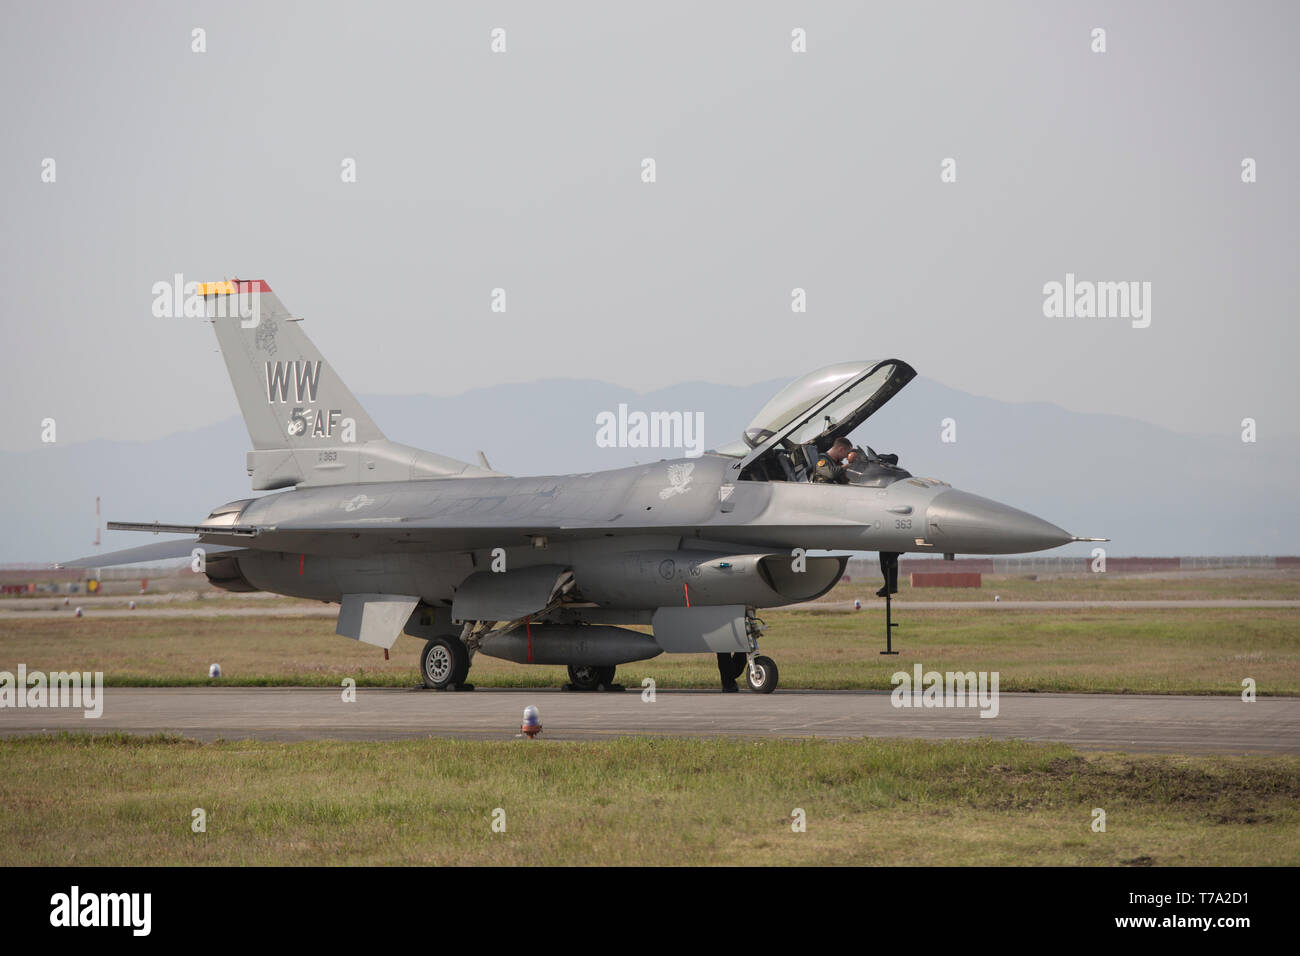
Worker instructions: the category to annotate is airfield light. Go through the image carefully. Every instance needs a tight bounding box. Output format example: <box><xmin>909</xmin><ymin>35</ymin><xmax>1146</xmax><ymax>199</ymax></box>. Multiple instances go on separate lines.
<box><xmin>209</xmin><ymin>663</ymin><xmax>222</xmax><ymax>679</ymax></box>
<box><xmin>522</xmin><ymin>705</ymin><xmax>542</xmax><ymax>738</ymax></box>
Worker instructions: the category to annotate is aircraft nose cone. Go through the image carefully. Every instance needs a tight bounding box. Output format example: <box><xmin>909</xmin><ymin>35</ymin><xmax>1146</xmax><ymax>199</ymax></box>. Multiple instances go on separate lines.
<box><xmin>926</xmin><ymin>490</ymin><xmax>1073</xmax><ymax>554</ymax></box>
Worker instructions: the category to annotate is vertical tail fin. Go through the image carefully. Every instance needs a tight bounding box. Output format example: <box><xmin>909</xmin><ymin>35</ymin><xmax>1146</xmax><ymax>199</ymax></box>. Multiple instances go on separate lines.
<box><xmin>203</xmin><ymin>279</ymin><xmax>494</xmax><ymax>489</ymax></box>
<box><xmin>205</xmin><ymin>279</ymin><xmax>384</xmax><ymax>450</ymax></box>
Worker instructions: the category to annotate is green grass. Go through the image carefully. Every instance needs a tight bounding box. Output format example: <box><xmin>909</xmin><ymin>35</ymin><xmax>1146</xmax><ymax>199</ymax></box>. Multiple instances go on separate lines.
<box><xmin>2</xmin><ymin>606</ymin><xmax>1296</xmax><ymax>694</ymax></box>
<box><xmin>1</xmin><ymin>733</ymin><xmax>1295</xmax><ymax>865</ymax></box>
<box><xmin>9</xmin><ymin>570</ymin><xmax>1296</xmax><ymax>611</ymax></box>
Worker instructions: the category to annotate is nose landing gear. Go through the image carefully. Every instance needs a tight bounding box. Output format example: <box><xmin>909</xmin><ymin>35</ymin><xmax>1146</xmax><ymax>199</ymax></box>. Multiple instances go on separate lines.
<box><xmin>743</xmin><ymin>612</ymin><xmax>779</xmax><ymax>693</ymax></box>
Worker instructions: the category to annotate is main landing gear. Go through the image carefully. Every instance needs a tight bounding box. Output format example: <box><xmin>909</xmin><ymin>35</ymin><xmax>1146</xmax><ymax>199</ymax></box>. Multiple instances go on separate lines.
<box><xmin>419</xmin><ymin>607</ymin><xmax>782</xmax><ymax>693</ymax></box>
<box><xmin>564</xmin><ymin>664</ymin><xmax>622</xmax><ymax>692</ymax></box>
<box><xmin>420</xmin><ymin>635</ymin><xmax>472</xmax><ymax>691</ymax></box>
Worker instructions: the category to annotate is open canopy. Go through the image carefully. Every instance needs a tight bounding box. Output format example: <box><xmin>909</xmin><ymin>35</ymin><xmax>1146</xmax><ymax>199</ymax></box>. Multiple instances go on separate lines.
<box><xmin>742</xmin><ymin>360</ymin><xmax>916</xmax><ymax>450</ymax></box>
<box><xmin>732</xmin><ymin>359</ymin><xmax>916</xmax><ymax>482</ymax></box>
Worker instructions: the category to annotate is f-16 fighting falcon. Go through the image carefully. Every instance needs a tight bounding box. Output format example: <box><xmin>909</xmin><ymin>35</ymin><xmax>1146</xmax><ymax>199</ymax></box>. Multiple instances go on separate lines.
<box><xmin>65</xmin><ymin>280</ymin><xmax>1104</xmax><ymax>693</ymax></box>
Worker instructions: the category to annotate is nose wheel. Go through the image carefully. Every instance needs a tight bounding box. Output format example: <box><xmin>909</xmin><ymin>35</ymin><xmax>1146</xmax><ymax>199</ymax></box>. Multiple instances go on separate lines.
<box><xmin>746</xmin><ymin>655</ymin><xmax>779</xmax><ymax>693</ymax></box>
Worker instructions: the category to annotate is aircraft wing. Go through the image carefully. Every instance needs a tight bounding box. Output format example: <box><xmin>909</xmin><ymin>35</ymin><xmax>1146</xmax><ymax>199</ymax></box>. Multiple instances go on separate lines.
<box><xmin>105</xmin><ymin>518</ymin><xmax>645</xmax><ymax>555</ymax></box>
<box><xmin>103</xmin><ymin>508</ymin><xmax>858</xmax><ymax>556</ymax></box>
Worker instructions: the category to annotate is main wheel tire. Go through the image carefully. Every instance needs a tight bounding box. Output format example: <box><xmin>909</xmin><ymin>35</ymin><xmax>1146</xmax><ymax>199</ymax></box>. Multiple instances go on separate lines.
<box><xmin>421</xmin><ymin>636</ymin><xmax>470</xmax><ymax>690</ymax></box>
<box><xmin>746</xmin><ymin>655</ymin><xmax>778</xmax><ymax>694</ymax></box>
<box><xmin>567</xmin><ymin>664</ymin><xmax>616</xmax><ymax>690</ymax></box>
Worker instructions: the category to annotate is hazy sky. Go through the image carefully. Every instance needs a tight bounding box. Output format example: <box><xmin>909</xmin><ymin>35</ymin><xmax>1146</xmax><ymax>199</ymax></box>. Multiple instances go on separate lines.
<box><xmin>2</xmin><ymin>0</ymin><xmax>1297</xmax><ymax>452</ymax></box>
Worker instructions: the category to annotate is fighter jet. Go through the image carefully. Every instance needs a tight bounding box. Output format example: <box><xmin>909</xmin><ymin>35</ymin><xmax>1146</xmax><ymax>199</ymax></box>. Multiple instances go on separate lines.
<box><xmin>65</xmin><ymin>279</ymin><xmax>1103</xmax><ymax>693</ymax></box>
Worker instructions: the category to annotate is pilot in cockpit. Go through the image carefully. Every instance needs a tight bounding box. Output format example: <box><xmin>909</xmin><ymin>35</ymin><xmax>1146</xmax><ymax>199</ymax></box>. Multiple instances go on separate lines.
<box><xmin>811</xmin><ymin>438</ymin><xmax>853</xmax><ymax>484</ymax></box>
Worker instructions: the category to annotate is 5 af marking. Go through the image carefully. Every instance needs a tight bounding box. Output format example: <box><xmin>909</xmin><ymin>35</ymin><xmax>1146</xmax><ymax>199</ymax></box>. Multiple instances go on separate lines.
<box><xmin>289</xmin><ymin>406</ymin><xmax>343</xmax><ymax>437</ymax></box>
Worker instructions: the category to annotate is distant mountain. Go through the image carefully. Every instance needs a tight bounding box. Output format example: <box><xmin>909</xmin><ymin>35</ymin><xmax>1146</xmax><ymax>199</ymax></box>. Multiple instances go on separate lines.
<box><xmin>2</xmin><ymin>377</ymin><xmax>1294</xmax><ymax>562</ymax></box>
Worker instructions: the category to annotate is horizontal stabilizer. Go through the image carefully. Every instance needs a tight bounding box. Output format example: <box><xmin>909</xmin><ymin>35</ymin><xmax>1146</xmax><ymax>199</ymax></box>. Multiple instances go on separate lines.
<box><xmin>60</xmin><ymin>538</ymin><xmax>245</xmax><ymax>569</ymax></box>
<box><xmin>107</xmin><ymin>521</ymin><xmax>258</xmax><ymax>537</ymax></box>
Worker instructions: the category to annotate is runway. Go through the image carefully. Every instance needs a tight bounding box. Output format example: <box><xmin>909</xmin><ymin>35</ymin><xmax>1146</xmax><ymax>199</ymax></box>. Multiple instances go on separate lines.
<box><xmin>0</xmin><ymin>606</ymin><xmax>339</xmax><ymax>619</ymax></box>
<box><xmin>787</xmin><ymin>599</ymin><xmax>1300</xmax><ymax>611</ymax></box>
<box><xmin>1</xmin><ymin>687</ymin><xmax>1295</xmax><ymax>754</ymax></box>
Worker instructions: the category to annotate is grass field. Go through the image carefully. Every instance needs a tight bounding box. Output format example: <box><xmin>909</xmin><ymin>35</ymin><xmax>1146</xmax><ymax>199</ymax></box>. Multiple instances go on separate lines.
<box><xmin>8</xmin><ymin>569</ymin><xmax>1299</xmax><ymax>611</ymax></box>
<box><xmin>1</xmin><ymin>605</ymin><xmax>1296</xmax><ymax>694</ymax></box>
<box><xmin>1</xmin><ymin>733</ymin><xmax>1296</xmax><ymax>866</ymax></box>
<box><xmin>4</xmin><ymin>575</ymin><xmax>1296</xmax><ymax>868</ymax></box>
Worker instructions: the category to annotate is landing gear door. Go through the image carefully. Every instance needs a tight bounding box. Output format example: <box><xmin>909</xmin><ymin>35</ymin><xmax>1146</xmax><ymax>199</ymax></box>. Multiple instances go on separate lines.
<box><xmin>651</xmin><ymin>605</ymin><xmax>748</xmax><ymax>653</ymax></box>
<box><xmin>336</xmin><ymin>593</ymin><xmax>421</xmax><ymax>649</ymax></box>
<box><xmin>452</xmin><ymin>565</ymin><xmax>573</xmax><ymax>623</ymax></box>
